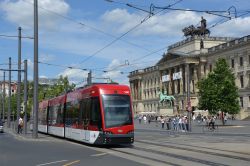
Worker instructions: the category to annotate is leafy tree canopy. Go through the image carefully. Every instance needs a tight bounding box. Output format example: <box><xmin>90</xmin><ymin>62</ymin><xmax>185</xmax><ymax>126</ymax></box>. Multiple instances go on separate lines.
<box><xmin>197</xmin><ymin>58</ymin><xmax>240</xmax><ymax>115</ymax></box>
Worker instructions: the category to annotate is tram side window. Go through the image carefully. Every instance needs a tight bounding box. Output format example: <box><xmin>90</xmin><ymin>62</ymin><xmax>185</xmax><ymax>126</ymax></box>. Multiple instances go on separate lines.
<box><xmin>65</xmin><ymin>102</ymin><xmax>73</xmax><ymax>126</ymax></box>
<box><xmin>80</xmin><ymin>99</ymin><xmax>87</xmax><ymax>122</ymax></box>
<box><xmin>80</xmin><ymin>98</ymin><xmax>91</xmax><ymax>125</ymax></box>
<box><xmin>48</xmin><ymin>106</ymin><xmax>52</xmax><ymax>125</ymax></box>
<box><xmin>48</xmin><ymin>104</ymin><xmax>64</xmax><ymax>126</ymax></box>
<box><xmin>65</xmin><ymin>101</ymin><xmax>81</xmax><ymax>127</ymax></box>
<box><xmin>90</xmin><ymin>97</ymin><xmax>101</xmax><ymax>127</ymax></box>
<box><xmin>39</xmin><ymin>107</ymin><xmax>47</xmax><ymax>125</ymax></box>
<box><xmin>38</xmin><ymin>108</ymin><xmax>43</xmax><ymax>125</ymax></box>
<box><xmin>81</xmin><ymin>98</ymin><xmax>91</xmax><ymax>125</ymax></box>
<box><xmin>57</xmin><ymin>104</ymin><xmax>64</xmax><ymax>126</ymax></box>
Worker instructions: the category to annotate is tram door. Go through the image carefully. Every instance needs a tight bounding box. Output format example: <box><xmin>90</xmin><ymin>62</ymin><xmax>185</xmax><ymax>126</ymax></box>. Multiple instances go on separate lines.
<box><xmin>83</xmin><ymin>98</ymin><xmax>91</xmax><ymax>141</ymax></box>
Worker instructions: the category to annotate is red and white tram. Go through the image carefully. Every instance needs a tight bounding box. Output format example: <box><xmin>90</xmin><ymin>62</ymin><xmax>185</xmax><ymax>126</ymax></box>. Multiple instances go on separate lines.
<box><xmin>38</xmin><ymin>100</ymin><xmax>48</xmax><ymax>133</ymax></box>
<box><xmin>37</xmin><ymin>84</ymin><xmax>134</xmax><ymax>145</ymax></box>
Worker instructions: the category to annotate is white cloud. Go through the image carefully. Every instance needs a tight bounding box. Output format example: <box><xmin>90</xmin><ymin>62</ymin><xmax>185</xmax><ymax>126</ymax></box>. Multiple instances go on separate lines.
<box><xmin>27</xmin><ymin>59</ymin><xmax>33</xmax><ymax>70</ymax></box>
<box><xmin>40</xmin><ymin>75</ymin><xmax>48</xmax><ymax>79</ymax></box>
<box><xmin>39</xmin><ymin>53</ymin><xmax>55</xmax><ymax>62</ymax></box>
<box><xmin>101</xmin><ymin>8</ymin><xmax>250</xmax><ymax>38</ymax></box>
<box><xmin>212</xmin><ymin>17</ymin><xmax>250</xmax><ymax>37</ymax></box>
<box><xmin>101</xmin><ymin>8</ymin><xmax>205</xmax><ymax>37</ymax></box>
<box><xmin>102</xmin><ymin>59</ymin><xmax>125</xmax><ymax>79</ymax></box>
<box><xmin>58</xmin><ymin>68</ymin><xmax>88</xmax><ymax>82</ymax></box>
<box><xmin>0</xmin><ymin>0</ymin><xmax>69</xmax><ymax>30</ymax></box>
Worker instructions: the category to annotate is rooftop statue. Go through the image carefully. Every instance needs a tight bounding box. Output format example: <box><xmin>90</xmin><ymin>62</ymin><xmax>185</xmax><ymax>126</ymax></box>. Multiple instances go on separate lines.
<box><xmin>182</xmin><ymin>16</ymin><xmax>210</xmax><ymax>37</ymax></box>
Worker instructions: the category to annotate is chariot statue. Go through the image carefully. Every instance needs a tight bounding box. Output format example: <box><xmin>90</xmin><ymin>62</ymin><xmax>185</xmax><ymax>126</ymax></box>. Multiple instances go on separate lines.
<box><xmin>182</xmin><ymin>17</ymin><xmax>210</xmax><ymax>37</ymax></box>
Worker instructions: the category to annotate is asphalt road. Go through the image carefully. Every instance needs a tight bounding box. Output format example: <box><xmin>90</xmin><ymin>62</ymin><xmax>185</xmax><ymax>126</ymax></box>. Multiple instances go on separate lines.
<box><xmin>0</xmin><ymin>132</ymin><xmax>143</xmax><ymax>166</ymax></box>
<box><xmin>1</xmin><ymin>120</ymin><xmax>250</xmax><ymax>166</ymax></box>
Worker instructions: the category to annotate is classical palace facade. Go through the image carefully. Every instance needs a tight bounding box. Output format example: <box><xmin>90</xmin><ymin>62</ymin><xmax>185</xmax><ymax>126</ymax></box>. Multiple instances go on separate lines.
<box><xmin>128</xmin><ymin>35</ymin><xmax>250</xmax><ymax>119</ymax></box>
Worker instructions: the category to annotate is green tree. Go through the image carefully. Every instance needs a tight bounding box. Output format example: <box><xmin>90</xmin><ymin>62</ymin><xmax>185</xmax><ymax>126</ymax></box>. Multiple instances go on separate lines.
<box><xmin>197</xmin><ymin>58</ymin><xmax>240</xmax><ymax>124</ymax></box>
<box><xmin>22</xmin><ymin>76</ymin><xmax>75</xmax><ymax>119</ymax></box>
<box><xmin>43</xmin><ymin>75</ymin><xmax>75</xmax><ymax>99</ymax></box>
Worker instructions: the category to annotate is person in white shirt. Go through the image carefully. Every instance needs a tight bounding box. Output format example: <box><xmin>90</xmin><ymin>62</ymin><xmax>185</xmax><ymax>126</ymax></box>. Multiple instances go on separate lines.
<box><xmin>143</xmin><ymin>116</ymin><xmax>147</xmax><ymax>124</ymax></box>
<box><xmin>161</xmin><ymin>116</ymin><xmax>165</xmax><ymax>129</ymax></box>
<box><xmin>18</xmin><ymin>117</ymin><xmax>23</xmax><ymax>134</ymax></box>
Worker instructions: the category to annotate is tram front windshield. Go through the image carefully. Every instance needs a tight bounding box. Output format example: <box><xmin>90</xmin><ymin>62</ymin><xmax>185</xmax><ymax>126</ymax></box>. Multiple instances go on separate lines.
<box><xmin>102</xmin><ymin>94</ymin><xmax>132</xmax><ymax>128</ymax></box>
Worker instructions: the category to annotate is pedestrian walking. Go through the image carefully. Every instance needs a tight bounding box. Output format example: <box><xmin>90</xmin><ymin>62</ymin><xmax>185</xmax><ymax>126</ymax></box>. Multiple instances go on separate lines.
<box><xmin>143</xmin><ymin>115</ymin><xmax>147</xmax><ymax>124</ymax></box>
<box><xmin>138</xmin><ymin>115</ymin><xmax>142</xmax><ymax>124</ymax></box>
<box><xmin>148</xmin><ymin>116</ymin><xmax>151</xmax><ymax>124</ymax></box>
<box><xmin>166</xmin><ymin>117</ymin><xmax>171</xmax><ymax>130</ymax></box>
<box><xmin>161</xmin><ymin>116</ymin><xmax>165</xmax><ymax>129</ymax></box>
<box><xmin>18</xmin><ymin>117</ymin><xmax>23</xmax><ymax>134</ymax></box>
<box><xmin>224</xmin><ymin>115</ymin><xmax>228</xmax><ymax>124</ymax></box>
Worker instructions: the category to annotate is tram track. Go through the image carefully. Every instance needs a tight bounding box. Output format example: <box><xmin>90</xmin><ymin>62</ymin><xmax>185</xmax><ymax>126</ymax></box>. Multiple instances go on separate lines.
<box><xmin>131</xmin><ymin>146</ymin><xmax>230</xmax><ymax>166</ymax></box>
<box><xmin>136</xmin><ymin>140</ymin><xmax>250</xmax><ymax>162</ymax></box>
<box><xmin>103</xmin><ymin>138</ymin><xmax>250</xmax><ymax>166</ymax></box>
<box><xmin>109</xmin><ymin>145</ymin><xmax>230</xmax><ymax>166</ymax></box>
<box><xmin>108</xmin><ymin>148</ymin><xmax>182</xmax><ymax>166</ymax></box>
<box><xmin>161</xmin><ymin>140</ymin><xmax>250</xmax><ymax>156</ymax></box>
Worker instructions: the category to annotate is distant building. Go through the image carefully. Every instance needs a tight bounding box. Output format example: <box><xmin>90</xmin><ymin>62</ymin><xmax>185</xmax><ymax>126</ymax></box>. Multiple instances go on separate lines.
<box><xmin>39</xmin><ymin>77</ymin><xmax>59</xmax><ymax>86</ymax></box>
<box><xmin>129</xmin><ymin>35</ymin><xmax>250</xmax><ymax>119</ymax></box>
<box><xmin>0</xmin><ymin>81</ymin><xmax>17</xmax><ymax>97</ymax></box>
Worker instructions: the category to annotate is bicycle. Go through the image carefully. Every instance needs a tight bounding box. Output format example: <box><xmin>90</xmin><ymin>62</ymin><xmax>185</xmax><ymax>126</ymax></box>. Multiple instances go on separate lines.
<box><xmin>202</xmin><ymin>124</ymin><xmax>218</xmax><ymax>132</ymax></box>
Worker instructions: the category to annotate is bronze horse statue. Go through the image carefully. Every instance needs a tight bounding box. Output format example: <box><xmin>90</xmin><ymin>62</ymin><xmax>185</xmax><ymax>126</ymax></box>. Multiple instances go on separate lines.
<box><xmin>158</xmin><ymin>92</ymin><xmax>175</xmax><ymax>107</ymax></box>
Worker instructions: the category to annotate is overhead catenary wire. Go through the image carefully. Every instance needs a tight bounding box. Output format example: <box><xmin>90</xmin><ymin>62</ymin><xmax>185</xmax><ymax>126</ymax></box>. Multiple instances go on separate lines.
<box><xmin>19</xmin><ymin>0</ymin><xmax>250</xmax><ymax>78</ymax></box>
<box><xmin>100</xmin><ymin>0</ymin><xmax>244</xmax><ymax>70</ymax></box>
<box><xmin>0</xmin><ymin>34</ymin><xmax>33</xmax><ymax>39</ymax></box>
<box><xmin>78</xmin><ymin>0</ymin><xmax>184</xmax><ymax>65</ymax></box>
<box><xmin>22</xmin><ymin>0</ymin><xmax>238</xmax><ymax>72</ymax></box>
<box><xmin>22</xmin><ymin>0</ymin><xmax>163</xmax><ymax>59</ymax></box>
<box><xmin>208</xmin><ymin>10</ymin><xmax>250</xmax><ymax>29</ymax></box>
<box><xmin>38</xmin><ymin>61</ymin><xmax>88</xmax><ymax>71</ymax></box>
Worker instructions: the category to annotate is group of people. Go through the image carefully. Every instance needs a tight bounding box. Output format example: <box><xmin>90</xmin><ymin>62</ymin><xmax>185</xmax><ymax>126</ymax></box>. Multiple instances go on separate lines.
<box><xmin>138</xmin><ymin>114</ymin><xmax>190</xmax><ymax>132</ymax></box>
<box><xmin>165</xmin><ymin>115</ymin><xmax>190</xmax><ymax>132</ymax></box>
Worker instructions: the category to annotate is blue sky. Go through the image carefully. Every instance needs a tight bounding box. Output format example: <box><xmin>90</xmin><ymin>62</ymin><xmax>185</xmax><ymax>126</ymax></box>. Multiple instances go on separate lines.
<box><xmin>0</xmin><ymin>0</ymin><xmax>249</xmax><ymax>86</ymax></box>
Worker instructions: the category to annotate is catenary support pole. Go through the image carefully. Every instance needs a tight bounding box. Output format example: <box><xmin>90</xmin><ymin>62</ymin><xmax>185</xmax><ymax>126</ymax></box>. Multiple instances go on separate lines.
<box><xmin>17</xmin><ymin>27</ymin><xmax>22</xmax><ymax>131</ymax></box>
<box><xmin>33</xmin><ymin>0</ymin><xmax>39</xmax><ymax>138</ymax></box>
<box><xmin>7</xmin><ymin>57</ymin><xmax>11</xmax><ymax>128</ymax></box>
<box><xmin>3</xmin><ymin>72</ymin><xmax>5</xmax><ymax>122</ymax></box>
<box><xmin>0</xmin><ymin>81</ymin><xmax>1</xmax><ymax>120</ymax></box>
<box><xmin>24</xmin><ymin>60</ymin><xmax>28</xmax><ymax>134</ymax></box>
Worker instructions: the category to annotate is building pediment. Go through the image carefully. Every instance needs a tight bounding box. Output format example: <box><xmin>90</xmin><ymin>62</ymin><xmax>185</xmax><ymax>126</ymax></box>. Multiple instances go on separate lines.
<box><xmin>157</xmin><ymin>53</ymin><xmax>181</xmax><ymax>64</ymax></box>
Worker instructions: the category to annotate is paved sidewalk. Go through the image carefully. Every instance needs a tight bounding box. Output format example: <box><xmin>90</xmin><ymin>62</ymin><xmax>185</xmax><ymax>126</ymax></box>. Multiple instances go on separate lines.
<box><xmin>4</xmin><ymin>119</ymin><xmax>250</xmax><ymax>140</ymax></box>
<box><xmin>3</xmin><ymin>122</ymin><xmax>53</xmax><ymax>141</ymax></box>
<box><xmin>134</xmin><ymin>119</ymin><xmax>250</xmax><ymax>135</ymax></box>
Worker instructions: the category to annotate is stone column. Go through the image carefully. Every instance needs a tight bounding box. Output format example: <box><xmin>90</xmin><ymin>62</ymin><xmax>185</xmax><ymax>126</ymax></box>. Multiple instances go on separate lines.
<box><xmin>135</xmin><ymin>80</ymin><xmax>138</xmax><ymax>100</ymax></box>
<box><xmin>194</xmin><ymin>65</ymin><xmax>199</xmax><ymax>93</ymax></box>
<box><xmin>138</xmin><ymin>80</ymin><xmax>142</xmax><ymax>100</ymax></box>
<box><xmin>185</xmin><ymin>64</ymin><xmax>190</xmax><ymax>96</ymax></box>
<box><xmin>180</xmin><ymin>65</ymin><xmax>184</xmax><ymax>95</ymax></box>
<box><xmin>130</xmin><ymin>82</ymin><xmax>134</xmax><ymax>100</ymax></box>
<box><xmin>171</xmin><ymin>68</ymin><xmax>175</xmax><ymax>95</ymax></box>
<box><xmin>174</xmin><ymin>67</ymin><xmax>178</xmax><ymax>95</ymax></box>
<box><xmin>200</xmin><ymin>63</ymin><xmax>205</xmax><ymax>79</ymax></box>
<box><xmin>166</xmin><ymin>69</ymin><xmax>169</xmax><ymax>94</ymax></box>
